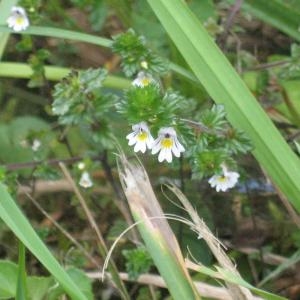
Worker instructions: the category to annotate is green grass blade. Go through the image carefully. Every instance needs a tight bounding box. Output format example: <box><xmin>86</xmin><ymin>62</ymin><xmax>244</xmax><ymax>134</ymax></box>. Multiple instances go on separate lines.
<box><xmin>0</xmin><ymin>62</ymin><xmax>131</xmax><ymax>89</ymax></box>
<box><xmin>226</xmin><ymin>0</ymin><xmax>300</xmax><ymax>42</ymax></box>
<box><xmin>146</xmin><ymin>0</ymin><xmax>300</xmax><ymax>212</ymax></box>
<box><xmin>259</xmin><ymin>249</ymin><xmax>300</xmax><ymax>287</ymax></box>
<box><xmin>0</xmin><ymin>184</ymin><xmax>88</xmax><ymax>300</ymax></box>
<box><xmin>0</xmin><ymin>25</ymin><xmax>112</xmax><ymax>48</ymax></box>
<box><xmin>0</xmin><ymin>25</ymin><xmax>196</xmax><ymax>82</ymax></box>
<box><xmin>16</xmin><ymin>242</ymin><xmax>27</xmax><ymax>300</ymax></box>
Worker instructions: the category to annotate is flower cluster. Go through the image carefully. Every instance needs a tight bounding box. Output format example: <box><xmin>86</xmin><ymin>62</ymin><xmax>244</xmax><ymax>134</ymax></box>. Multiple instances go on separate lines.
<box><xmin>126</xmin><ymin>122</ymin><xmax>185</xmax><ymax>163</ymax></box>
<box><xmin>7</xmin><ymin>6</ymin><xmax>29</xmax><ymax>32</ymax></box>
<box><xmin>123</xmin><ymin>71</ymin><xmax>241</xmax><ymax>190</ymax></box>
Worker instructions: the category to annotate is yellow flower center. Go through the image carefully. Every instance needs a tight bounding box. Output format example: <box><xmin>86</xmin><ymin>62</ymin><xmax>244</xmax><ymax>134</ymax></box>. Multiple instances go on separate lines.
<box><xmin>218</xmin><ymin>175</ymin><xmax>227</xmax><ymax>182</ymax></box>
<box><xmin>141</xmin><ymin>77</ymin><xmax>150</xmax><ymax>86</ymax></box>
<box><xmin>16</xmin><ymin>17</ymin><xmax>25</xmax><ymax>25</ymax></box>
<box><xmin>161</xmin><ymin>138</ymin><xmax>173</xmax><ymax>149</ymax></box>
<box><xmin>137</xmin><ymin>131</ymin><xmax>148</xmax><ymax>141</ymax></box>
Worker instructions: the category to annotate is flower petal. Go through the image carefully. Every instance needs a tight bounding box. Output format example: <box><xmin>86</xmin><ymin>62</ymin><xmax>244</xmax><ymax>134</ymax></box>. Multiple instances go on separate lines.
<box><xmin>134</xmin><ymin>141</ymin><xmax>147</xmax><ymax>153</ymax></box>
<box><xmin>151</xmin><ymin>139</ymin><xmax>162</xmax><ymax>154</ymax></box>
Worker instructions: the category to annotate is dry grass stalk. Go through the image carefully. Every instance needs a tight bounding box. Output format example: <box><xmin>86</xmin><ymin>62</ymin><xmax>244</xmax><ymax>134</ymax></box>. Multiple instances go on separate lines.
<box><xmin>59</xmin><ymin>162</ymin><xmax>130</xmax><ymax>300</ymax></box>
<box><xmin>17</xmin><ymin>178</ymin><xmax>111</xmax><ymax>197</ymax></box>
<box><xmin>21</xmin><ymin>186</ymin><xmax>100</xmax><ymax>268</ymax></box>
<box><xmin>87</xmin><ymin>271</ymin><xmax>263</xmax><ymax>300</ymax></box>
<box><xmin>117</xmin><ymin>154</ymin><xmax>200</xmax><ymax>299</ymax></box>
<box><xmin>166</xmin><ymin>184</ymin><xmax>255</xmax><ymax>300</ymax></box>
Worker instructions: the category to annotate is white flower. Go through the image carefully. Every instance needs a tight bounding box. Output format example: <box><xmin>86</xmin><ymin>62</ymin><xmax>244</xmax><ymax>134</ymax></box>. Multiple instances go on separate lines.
<box><xmin>151</xmin><ymin>127</ymin><xmax>185</xmax><ymax>163</ymax></box>
<box><xmin>79</xmin><ymin>171</ymin><xmax>93</xmax><ymax>188</ymax></box>
<box><xmin>132</xmin><ymin>72</ymin><xmax>154</xmax><ymax>87</ymax></box>
<box><xmin>208</xmin><ymin>165</ymin><xmax>240</xmax><ymax>192</ymax></box>
<box><xmin>126</xmin><ymin>122</ymin><xmax>154</xmax><ymax>153</ymax></box>
<box><xmin>31</xmin><ymin>139</ymin><xmax>41</xmax><ymax>152</ymax></box>
<box><xmin>7</xmin><ymin>6</ymin><xmax>30</xmax><ymax>32</ymax></box>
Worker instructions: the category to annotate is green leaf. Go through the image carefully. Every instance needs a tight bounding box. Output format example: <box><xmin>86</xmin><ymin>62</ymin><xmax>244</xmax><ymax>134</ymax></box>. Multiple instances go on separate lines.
<box><xmin>27</xmin><ymin>276</ymin><xmax>53</xmax><ymax>300</ymax></box>
<box><xmin>0</xmin><ymin>184</ymin><xmax>88</xmax><ymax>300</ymax></box>
<box><xmin>27</xmin><ymin>276</ymin><xmax>55</xmax><ymax>300</ymax></box>
<box><xmin>0</xmin><ymin>116</ymin><xmax>51</xmax><ymax>164</ymax></box>
<box><xmin>146</xmin><ymin>0</ymin><xmax>300</xmax><ymax>212</ymax></box>
<box><xmin>48</xmin><ymin>268</ymin><xmax>93</xmax><ymax>300</ymax></box>
<box><xmin>0</xmin><ymin>260</ymin><xmax>18</xmax><ymax>299</ymax></box>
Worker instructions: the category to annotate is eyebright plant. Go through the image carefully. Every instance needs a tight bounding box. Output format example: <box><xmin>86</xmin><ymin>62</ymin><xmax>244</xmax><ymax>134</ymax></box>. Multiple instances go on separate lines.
<box><xmin>51</xmin><ymin>30</ymin><xmax>253</xmax><ymax>192</ymax></box>
<box><xmin>112</xmin><ymin>29</ymin><xmax>169</xmax><ymax>77</ymax></box>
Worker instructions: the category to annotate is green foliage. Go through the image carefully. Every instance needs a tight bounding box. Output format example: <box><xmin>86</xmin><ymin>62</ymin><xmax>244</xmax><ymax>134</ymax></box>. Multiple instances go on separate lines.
<box><xmin>112</xmin><ymin>29</ymin><xmax>169</xmax><ymax>76</ymax></box>
<box><xmin>189</xmin><ymin>105</ymin><xmax>251</xmax><ymax>178</ymax></box>
<box><xmin>27</xmin><ymin>276</ymin><xmax>54</xmax><ymax>300</ymax></box>
<box><xmin>48</xmin><ymin>267</ymin><xmax>93</xmax><ymax>300</ymax></box>
<box><xmin>122</xmin><ymin>246</ymin><xmax>154</xmax><ymax>280</ymax></box>
<box><xmin>136</xmin><ymin>287</ymin><xmax>161</xmax><ymax>300</ymax></box>
<box><xmin>0</xmin><ymin>184</ymin><xmax>88</xmax><ymax>300</ymax></box>
<box><xmin>52</xmin><ymin>68</ymin><xmax>111</xmax><ymax>123</ymax></box>
<box><xmin>118</xmin><ymin>84</ymin><xmax>189</xmax><ymax>132</ymax></box>
<box><xmin>1</xmin><ymin>0</ymin><xmax>299</xmax><ymax>298</ymax></box>
<box><xmin>28</xmin><ymin>48</ymin><xmax>50</xmax><ymax>88</ymax></box>
<box><xmin>198</xmin><ymin>104</ymin><xmax>227</xmax><ymax>131</ymax></box>
<box><xmin>0</xmin><ymin>260</ymin><xmax>18</xmax><ymax>299</ymax></box>
<box><xmin>0</xmin><ymin>259</ymin><xmax>91</xmax><ymax>300</ymax></box>
<box><xmin>52</xmin><ymin>68</ymin><xmax>116</xmax><ymax>148</ymax></box>
<box><xmin>279</xmin><ymin>44</ymin><xmax>300</xmax><ymax>79</ymax></box>
<box><xmin>0</xmin><ymin>116</ymin><xmax>52</xmax><ymax>164</ymax></box>
<box><xmin>89</xmin><ymin>1</ymin><xmax>108</xmax><ymax>31</ymax></box>
<box><xmin>16</xmin><ymin>242</ymin><xmax>28</xmax><ymax>300</ymax></box>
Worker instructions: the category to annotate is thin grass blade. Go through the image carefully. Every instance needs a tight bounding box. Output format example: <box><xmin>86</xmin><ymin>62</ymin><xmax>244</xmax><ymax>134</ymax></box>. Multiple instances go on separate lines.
<box><xmin>16</xmin><ymin>242</ymin><xmax>27</xmax><ymax>300</ymax></box>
